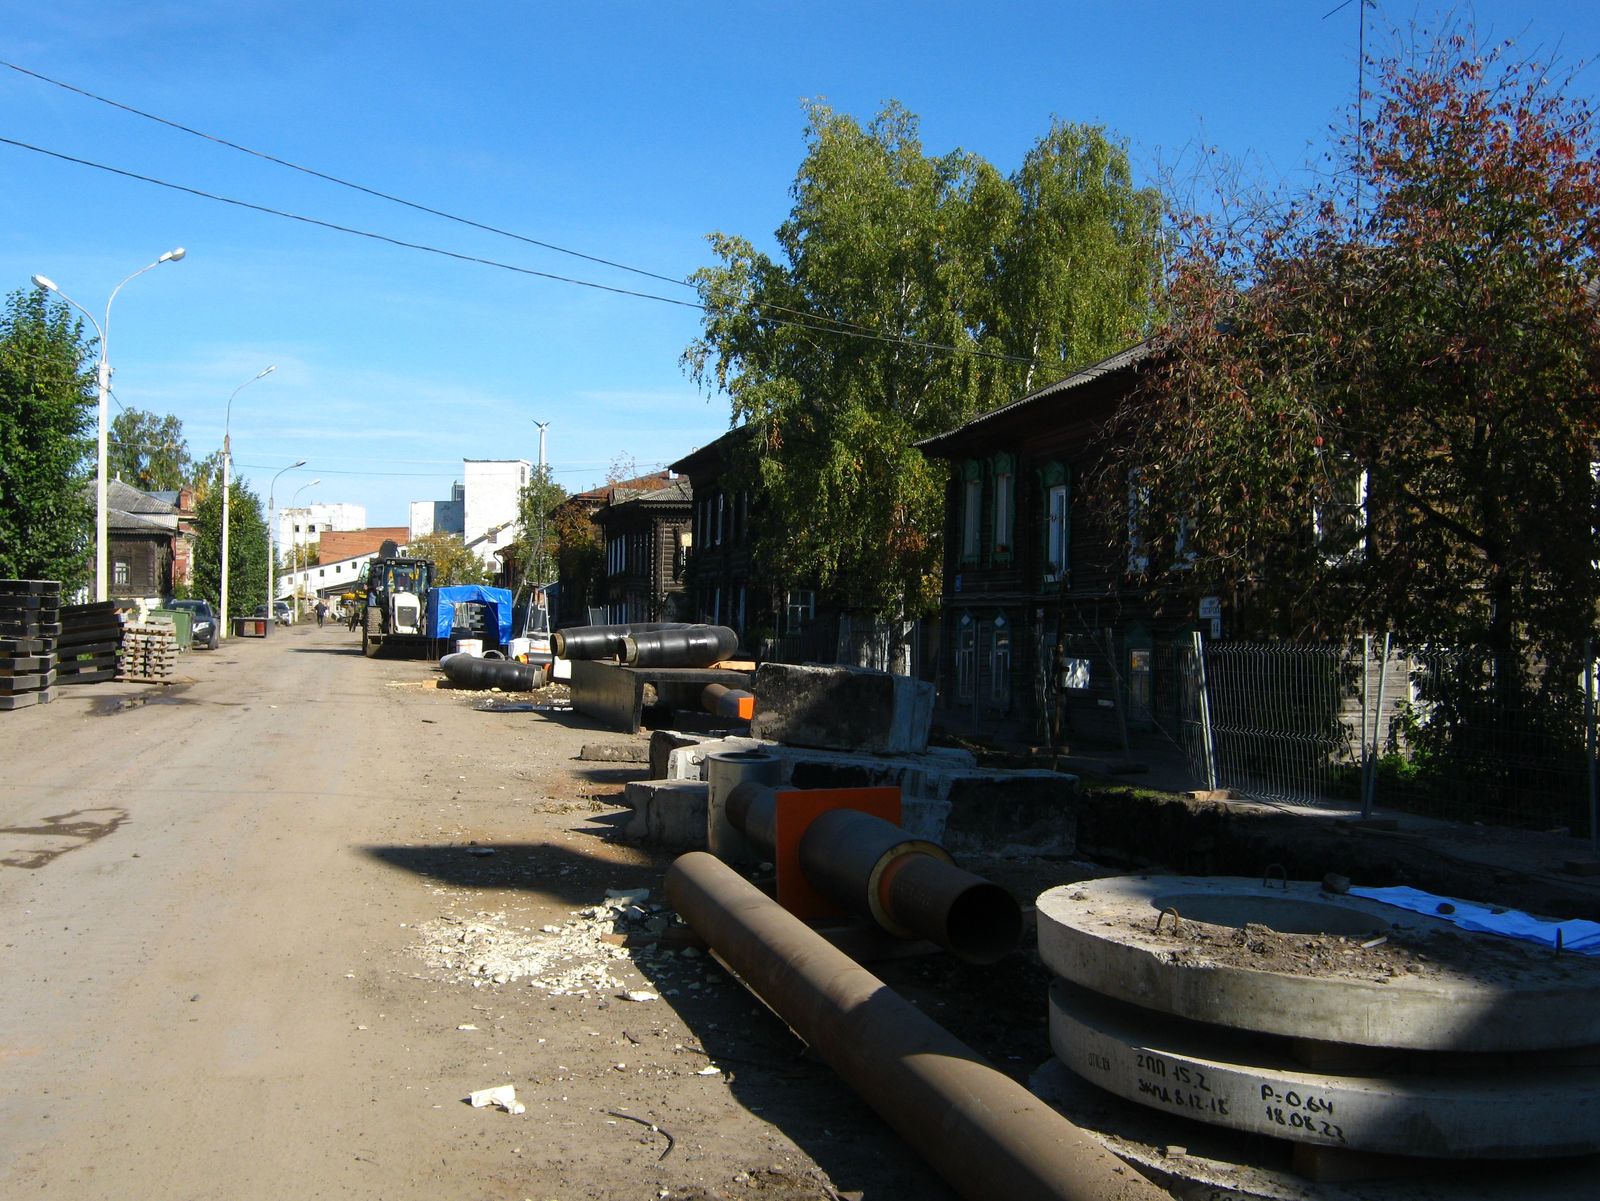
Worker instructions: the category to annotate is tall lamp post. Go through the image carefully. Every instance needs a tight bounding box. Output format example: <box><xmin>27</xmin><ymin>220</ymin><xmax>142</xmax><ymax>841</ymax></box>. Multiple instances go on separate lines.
<box><xmin>220</xmin><ymin>365</ymin><xmax>277</xmax><ymax>639</ymax></box>
<box><xmin>289</xmin><ymin>478</ymin><xmax>321</xmax><ymax>616</ymax></box>
<box><xmin>267</xmin><ymin>459</ymin><xmax>307</xmax><ymax>626</ymax></box>
<box><xmin>31</xmin><ymin>248</ymin><xmax>187</xmax><ymax>601</ymax></box>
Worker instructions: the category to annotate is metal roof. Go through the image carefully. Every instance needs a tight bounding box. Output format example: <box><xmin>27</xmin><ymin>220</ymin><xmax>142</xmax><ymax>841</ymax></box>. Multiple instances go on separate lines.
<box><xmin>914</xmin><ymin>340</ymin><xmax>1152</xmax><ymax>453</ymax></box>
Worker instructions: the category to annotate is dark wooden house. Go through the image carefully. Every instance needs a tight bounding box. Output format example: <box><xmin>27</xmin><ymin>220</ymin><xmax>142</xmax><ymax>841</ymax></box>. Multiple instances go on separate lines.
<box><xmin>669</xmin><ymin>429</ymin><xmax>840</xmax><ymax>661</ymax></box>
<box><xmin>591</xmin><ymin>477</ymin><xmax>693</xmax><ymax>624</ymax></box>
<box><xmin>104</xmin><ymin>479</ymin><xmax>192</xmax><ymax>601</ymax></box>
<box><xmin>916</xmin><ymin>343</ymin><xmax>1206</xmax><ymax>748</ymax></box>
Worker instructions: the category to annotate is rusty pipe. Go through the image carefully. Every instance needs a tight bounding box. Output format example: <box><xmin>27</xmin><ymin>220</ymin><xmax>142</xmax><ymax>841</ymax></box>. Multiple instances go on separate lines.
<box><xmin>622</xmin><ymin>624</ymin><xmax>737</xmax><ymax>668</ymax></box>
<box><xmin>665</xmin><ymin>853</ymin><xmax>1165</xmax><ymax>1201</ymax></box>
<box><xmin>724</xmin><ymin>780</ymin><xmax>777</xmax><ymax>856</ymax></box>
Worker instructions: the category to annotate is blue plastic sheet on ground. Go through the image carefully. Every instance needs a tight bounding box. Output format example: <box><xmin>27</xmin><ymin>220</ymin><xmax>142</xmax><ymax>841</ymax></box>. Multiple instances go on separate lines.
<box><xmin>427</xmin><ymin>586</ymin><xmax>514</xmax><ymax>645</ymax></box>
<box><xmin>1349</xmin><ymin>884</ymin><xmax>1600</xmax><ymax>955</ymax></box>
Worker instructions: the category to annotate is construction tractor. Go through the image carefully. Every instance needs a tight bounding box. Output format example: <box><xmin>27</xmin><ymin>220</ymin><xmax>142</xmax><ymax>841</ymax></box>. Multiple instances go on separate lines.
<box><xmin>361</xmin><ymin>542</ymin><xmax>435</xmax><ymax>658</ymax></box>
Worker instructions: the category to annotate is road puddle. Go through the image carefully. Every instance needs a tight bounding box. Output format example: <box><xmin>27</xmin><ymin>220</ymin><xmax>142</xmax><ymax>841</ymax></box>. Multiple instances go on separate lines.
<box><xmin>0</xmin><ymin>807</ymin><xmax>129</xmax><ymax>869</ymax></box>
<box><xmin>92</xmin><ymin>691</ymin><xmax>196</xmax><ymax>715</ymax></box>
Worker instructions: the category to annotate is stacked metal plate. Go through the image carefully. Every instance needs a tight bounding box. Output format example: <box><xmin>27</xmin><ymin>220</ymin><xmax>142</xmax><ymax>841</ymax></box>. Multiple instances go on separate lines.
<box><xmin>0</xmin><ymin>579</ymin><xmax>61</xmax><ymax>710</ymax></box>
<box><xmin>57</xmin><ymin>601</ymin><xmax>122</xmax><ymax>685</ymax></box>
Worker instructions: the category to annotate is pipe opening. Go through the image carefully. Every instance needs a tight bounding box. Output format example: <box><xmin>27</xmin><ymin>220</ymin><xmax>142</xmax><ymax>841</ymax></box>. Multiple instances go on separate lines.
<box><xmin>943</xmin><ymin>881</ymin><xmax>1024</xmax><ymax>965</ymax></box>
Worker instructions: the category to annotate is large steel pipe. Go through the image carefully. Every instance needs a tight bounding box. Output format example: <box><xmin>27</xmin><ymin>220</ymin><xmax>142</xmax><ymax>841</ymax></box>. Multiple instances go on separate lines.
<box><xmin>622</xmin><ymin>625</ymin><xmax>737</xmax><ymax>668</ymax></box>
<box><xmin>665</xmin><ymin>853</ymin><xmax>1166</xmax><ymax>1201</ymax></box>
<box><xmin>801</xmin><ymin>807</ymin><xmax>1022</xmax><ymax>964</ymax></box>
<box><xmin>723</xmin><ymin>788</ymin><xmax>1022</xmax><ymax>963</ymax></box>
<box><xmin>552</xmin><ymin>622</ymin><xmax>690</xmax><ymax>660</ymax></box>
<box><xmin>439</xmin><ymin>652</ymin><xmax>541</xmax><ymax>691</ymax></box>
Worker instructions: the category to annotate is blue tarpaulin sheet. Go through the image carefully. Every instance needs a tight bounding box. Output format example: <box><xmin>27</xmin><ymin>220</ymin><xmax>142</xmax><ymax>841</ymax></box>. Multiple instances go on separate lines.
<box><xmin>427</xmin><ymin>585</ymin><xmax>514</xmax><ymax>645</ymax></box>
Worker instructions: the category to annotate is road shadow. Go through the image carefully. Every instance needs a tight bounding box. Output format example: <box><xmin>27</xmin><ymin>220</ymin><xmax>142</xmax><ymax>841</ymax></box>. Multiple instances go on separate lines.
<box><xmin>289</xmin><ymin>646</ymin><xmax>365</xmax><ymax>656</ymax></box>
<box><xmin>363</xmin><ymin>838</ymin><xmax>666</xmax><ymax>906</ymax></box>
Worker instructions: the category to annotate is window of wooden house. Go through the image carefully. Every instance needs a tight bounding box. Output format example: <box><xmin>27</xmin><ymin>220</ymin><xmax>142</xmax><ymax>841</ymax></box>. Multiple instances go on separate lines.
<box><xmin>959</xmin><ymin>461</ymin><xmax>983</xmax><ymax>563</ymax></box>
<box><xmin>784</xmin><ymin>589</ymin><xmax>815</xmax><ymax>635</ymax></box>
<box><xmin>113</xmin><ymin>559</ymin><xmax>131</xmax><ymax>588</ymax></box>
<box><xmin>715</xmin><ymin>494</ymin><xmax>725</xmax><ymax>546</ymax></box>
<box><xmin>1126</xmin><ymin>635</ymin><xmax>1153</xmax><ymax>727</ymax></box>
<box><xmin>991</xmin><ymin>453</ymin><xmax>1016</xmax><ymax>562</ymax></box>
<box><xmin>991</xmin><ymin>615</ymin><xmax>1012</xmax><ymax>707</ymax></box>
<box><xmin>1313</xmin><ymin>458</ymin><xmax>1369</xmax><ymax>566</ymax></box>
<box><xmin>955</xmin><ymin>613</ymin><xmax>976</xmax><ymax>702</ymax></box>
<box><xmin>1039</xmin><ymin>462</ymin><xmax>1069</xmax><ymax>584</ymax></box>
<box><xmin>1127</xmin><ymin>470</ymin><xmax>1151</xmax><ymax>574</ymax></box>
<box><xmin>712</xmin><ymin>586</ymin><xmax>722</xmax><ymax>625</ymax></box>
<box><xmin>738</xmin><ymin>492</ymin><xmax>749</xmax><ymax>544</ymax></box>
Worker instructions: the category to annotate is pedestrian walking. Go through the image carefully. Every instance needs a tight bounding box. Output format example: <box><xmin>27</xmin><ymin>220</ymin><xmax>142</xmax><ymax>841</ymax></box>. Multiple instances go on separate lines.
<box><xmin>315</xmin><ymin>600</ymin><xmax>328</xmax><ymax>628</ymax></box>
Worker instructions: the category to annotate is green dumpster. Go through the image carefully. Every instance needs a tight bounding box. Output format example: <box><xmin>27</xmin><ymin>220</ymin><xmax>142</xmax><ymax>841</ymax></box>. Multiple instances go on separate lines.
<box><xmin>149</xmin><ymin>607</ymin><xmax>193</xmax><ymax>650</ymax></box>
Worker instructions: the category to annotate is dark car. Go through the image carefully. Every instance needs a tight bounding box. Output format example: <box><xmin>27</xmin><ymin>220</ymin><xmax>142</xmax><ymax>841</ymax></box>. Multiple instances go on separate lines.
<box><xmin>168</xmin><ymin>598</ymin><xmax>220</xmax><ymax>650</ymax></box>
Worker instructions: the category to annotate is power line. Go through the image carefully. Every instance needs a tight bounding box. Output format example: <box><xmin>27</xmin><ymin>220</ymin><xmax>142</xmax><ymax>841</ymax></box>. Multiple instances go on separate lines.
<box><xmin>1</xmin><ymin>141</ymin><xmax>1037</xmax><ymax>366</ymax></box>
<box><xmin>1</xmin><ymin>59</ymin><xmax>698</xmax><ymax>293</ymax></box>
<box><xmin>4</xmin><ymin>61</ymin><xmax>1041</xmax><ymax>359</ymax></box>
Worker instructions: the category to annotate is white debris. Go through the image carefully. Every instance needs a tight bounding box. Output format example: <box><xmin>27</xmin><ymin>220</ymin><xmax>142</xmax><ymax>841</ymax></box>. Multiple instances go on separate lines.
<box><xmin>696</xmin><ymin>1066</ymin><xmax>722</xmax><ymax>1076</ymax></box>
<box><xmin>457</xmin><ymin>1024</ymin><xmax>478</xmax><ymax>1031</ymax></box>
<box><xmin>408</xmin><ymin>895</ymin><xmax>639</xmax><ymax>994</ymax></box>
<box><xmin>467</xmin><ymin>1084</ymin><xmax>525</xmax><ymax>1114</ymax></box>
<box><xmin>624</xmin><ymin>990</ymin><xmax>659</xmax><ymax>1003</ymax></box>
<box><xmin>605</xmin><ymin>887</ymin><xmax>650</xmax><ymax>905</ymax></box>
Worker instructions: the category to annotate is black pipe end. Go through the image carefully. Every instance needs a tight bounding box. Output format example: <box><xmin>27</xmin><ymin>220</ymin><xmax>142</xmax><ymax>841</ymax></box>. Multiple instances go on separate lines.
<box><xmin>943</xmin><ymin>881</ymin><xmax>1024</xmax><ymax>965</ymax></box>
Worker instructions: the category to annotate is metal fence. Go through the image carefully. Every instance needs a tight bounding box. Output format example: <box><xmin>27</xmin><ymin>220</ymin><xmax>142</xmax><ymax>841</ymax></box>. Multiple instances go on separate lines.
<box><xmin>1175</xmin><ymin>635</ymin><xmax>1600</xmax><ymax>841</ymax></box>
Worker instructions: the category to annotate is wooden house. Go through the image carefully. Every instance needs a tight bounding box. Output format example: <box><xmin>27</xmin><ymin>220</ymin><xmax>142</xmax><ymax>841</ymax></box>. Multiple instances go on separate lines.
<box><xmin>591</xmin><ymin>477</ymin><xmax>693</xmax><ymax>624</ymax></box>
<box><xmin>916</xmin><ymin>342</ymin><xmax>1206</xmax><ymax>748</ymax></box>
<box><xmin>669</xmin><ymin>429</ymin><xmax>840</xmax><ymax>661</ymax></box>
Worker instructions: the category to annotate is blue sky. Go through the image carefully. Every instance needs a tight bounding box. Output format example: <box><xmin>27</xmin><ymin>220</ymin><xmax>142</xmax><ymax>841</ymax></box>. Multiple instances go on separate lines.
<box><xmin>3</xmin><ymin>2</ymin><xmax>1595</xmax><ymax>525</ymax></box>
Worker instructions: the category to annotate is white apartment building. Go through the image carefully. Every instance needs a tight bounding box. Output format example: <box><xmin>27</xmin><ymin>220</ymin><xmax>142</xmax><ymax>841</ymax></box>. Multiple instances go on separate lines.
<box><xmin>278</xmin><ymin>502</ymin><xmax>366</xmax><ymax>559</ymax></box>
<box><xmin>410</xmin><ymin>461</ymin><xmax>529</xmax><ymax>571</ymax></box>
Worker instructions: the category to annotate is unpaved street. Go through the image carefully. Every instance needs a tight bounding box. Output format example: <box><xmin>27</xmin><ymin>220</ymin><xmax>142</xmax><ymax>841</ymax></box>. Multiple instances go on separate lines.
<box><xmin>1</xmin><ymin>622</ymin><xmax>1046</xmax><ymax>1200</ymax></box>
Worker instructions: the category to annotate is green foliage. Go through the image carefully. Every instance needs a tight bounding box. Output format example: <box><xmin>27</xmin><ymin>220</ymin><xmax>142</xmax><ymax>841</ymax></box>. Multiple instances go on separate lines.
<box><xmin>685</xmin><ymin>102</ymin><xmax>1162</xmax><ymax>617</ymax></box>
<box><xmin>109</xmin><ymin>408</ymin><xmax>192</xmax><ymax>492</ymax></box>
<box><xmin>191</xmin><ymin>481</ymin><xmax>269</xmax><ymax>616</ymax></box>
<box><xmin>407</xmin><ymin>530</ymin><xmax>487</xmax><ymax>586</ymax></box>
<box><xmin>511</xmin><ymin>464</ymin><xmax>567</xmax><ymax>583</ymax></box>
<box><xmin>0</xmin><ymin>288</ymin><xmax>95</xmax><ymax>589</ymax></box>
<box><xmin>1110</xmin><ymin>29</ymin><xmax>1600</xmax><ymax>683</ymax></box>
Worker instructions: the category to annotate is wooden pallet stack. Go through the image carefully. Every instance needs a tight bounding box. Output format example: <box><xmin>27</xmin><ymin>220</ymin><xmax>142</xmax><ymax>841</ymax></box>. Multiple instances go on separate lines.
<box><xmin>0</xmin><ymin>579</ymin><xmax>61</xmax><ymax>711</ymax></box>
<box><xmin>117</xmin><ymin>621</ymin><xmax>179</xmax><ymax>684</ymax></box>
<box><xmin>57</xmin><ymin>601</ymin><xmax>122</xmax><ymax>685</ymax></box>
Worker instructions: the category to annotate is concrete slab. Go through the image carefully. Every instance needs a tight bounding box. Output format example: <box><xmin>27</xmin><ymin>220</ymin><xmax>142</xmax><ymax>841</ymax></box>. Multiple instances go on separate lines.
<box><xmin>622</xmin><ymin>779</ymin><xmax>709</xmax><ymax>849</ymax></box>
<box><xmin>1037</xmin><ymin>876</ymin><xmax>1600</xmax><ymax>1052</ymax></box>
<box><xmin>1048</xmin><ymin>978</ymin><xmax>1600</xmax><ymax>1158</ymax></box>
<box><xmin>749</xmin><ymin>662</ymin><xmax>934</xmax><ymax>754</ymax></box>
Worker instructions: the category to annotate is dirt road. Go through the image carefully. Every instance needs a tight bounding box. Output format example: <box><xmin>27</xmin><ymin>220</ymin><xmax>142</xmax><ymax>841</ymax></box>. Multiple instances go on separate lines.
<box><xmin>0</xmin><ymin>622</ymin><xmax>1059</xmax><ymax>1200</ymax></box>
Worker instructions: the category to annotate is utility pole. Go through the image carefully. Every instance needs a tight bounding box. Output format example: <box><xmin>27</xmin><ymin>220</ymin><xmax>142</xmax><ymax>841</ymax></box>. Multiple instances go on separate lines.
<box><xmin>533</xmin><ymin>421</ymin><xmax>550</xmax><ymax>584</ymax></box>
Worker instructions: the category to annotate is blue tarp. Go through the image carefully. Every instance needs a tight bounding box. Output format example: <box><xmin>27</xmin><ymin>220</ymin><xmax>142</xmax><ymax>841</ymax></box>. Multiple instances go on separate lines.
<box><xmin>427</xmin><ymin>585</ymin><xmax>514</xmax><ymax>646</ymax></box>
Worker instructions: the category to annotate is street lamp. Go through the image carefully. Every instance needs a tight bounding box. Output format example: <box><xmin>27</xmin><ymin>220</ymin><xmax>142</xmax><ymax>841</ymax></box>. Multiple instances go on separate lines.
<box><xmin>267</xmin><ymin>459</ymin><xmax>307</xmax><ymax>625</ymax></box>
<box><xmin>289</xmin><ymin>478</ymin><xmax>321</xmax><ymax>616</ymax></box>
<box><xmin>31</xmin><ymin>247</ymin><xmax>186</xmax><ymax>602</ymax></box>
<box><xmin>220</xmin><ymin>365</ymin><xmax>276</xmax><ymax>639</ymax></box>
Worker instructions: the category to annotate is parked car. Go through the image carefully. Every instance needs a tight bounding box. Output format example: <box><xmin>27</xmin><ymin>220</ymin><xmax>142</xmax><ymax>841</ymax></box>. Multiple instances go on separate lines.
<box><xmin>253</xmin><ymin>603</ymin><xmax>292</xmax><ymax>628</ymax></box>
<box><xmin>167</xmin><ymin>598</ymin><xmax>219</xmax><ymax>650</ymax></box>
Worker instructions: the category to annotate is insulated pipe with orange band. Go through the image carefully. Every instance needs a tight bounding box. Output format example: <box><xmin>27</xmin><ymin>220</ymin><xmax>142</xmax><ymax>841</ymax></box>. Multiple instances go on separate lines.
<box><xmin>721</xmin><ymin>783</ymin><xmax>1022</xmax><ymax>964</ymax></box>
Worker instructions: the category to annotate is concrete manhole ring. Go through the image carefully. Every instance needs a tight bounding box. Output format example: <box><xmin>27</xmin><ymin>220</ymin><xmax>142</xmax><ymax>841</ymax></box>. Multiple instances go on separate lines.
<box><xmin>1037</xmin><ymin>875</ymin><xmax>1600</xmax><ymax>1052</ymax></box>
<box><xmin>1048</xmin><ymin>979</ymin><xmax>1600</xmax><ymax>1158</ymax></box>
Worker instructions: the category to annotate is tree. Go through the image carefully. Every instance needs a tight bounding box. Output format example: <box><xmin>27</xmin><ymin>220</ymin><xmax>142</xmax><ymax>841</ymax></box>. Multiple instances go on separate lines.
<box><xmin>407</xmin><ymin>531</ymin><xmax>487</xmax><ymax>586</ymax></box>
<box><xmin>1108</xmin><ymin>29</ymin><xmax>1600</xmax><ymax>688</ymax></box>
<box><xmin>0</xmin><ymin>288</ymin><xmax>95</xmax><ymax>588</ymax></box>
<box><xmin>188</xmin><ymin>449</ymin><xmax>226</xmax><ymax>505</ymax></box>
<box><xmin>109</xmin><ymin>408</ymin><xmax>192</xmax><ymax>491</ymax></box>
<box><xmin>685</xmin><ymin>102</ymin><xmax>1162</xmax><ymax>620</ymax></box>
<box><xmin>191</xmin><ymin>481</ymin><xmax>269</xmax><ymax>617</ymax></box>
<box><xmin>509</xmin><ymin>465</ymin><xmax>567</xmax><ymax>584</ymax></box>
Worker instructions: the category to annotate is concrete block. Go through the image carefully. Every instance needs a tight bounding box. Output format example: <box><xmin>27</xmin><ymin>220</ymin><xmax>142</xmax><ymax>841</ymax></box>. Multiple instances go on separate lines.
<box><xmin>578</xmin><ymin>742</ymin><xmax>649</xmax><ymax>763</ymax></box>
<box><xmin>623</xmin><ymin>779</ymin><xmax>709</xmax><ymax>849</ymax></box>
<box><xmin>664</xmin><ymin>734</ymin><xmax>764</xmax><ymax>781</ymax></box>
<box><xmin>749</xmin><ymin>662</ymin><xmax>934</xmax><ymax>755</ymax></box>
